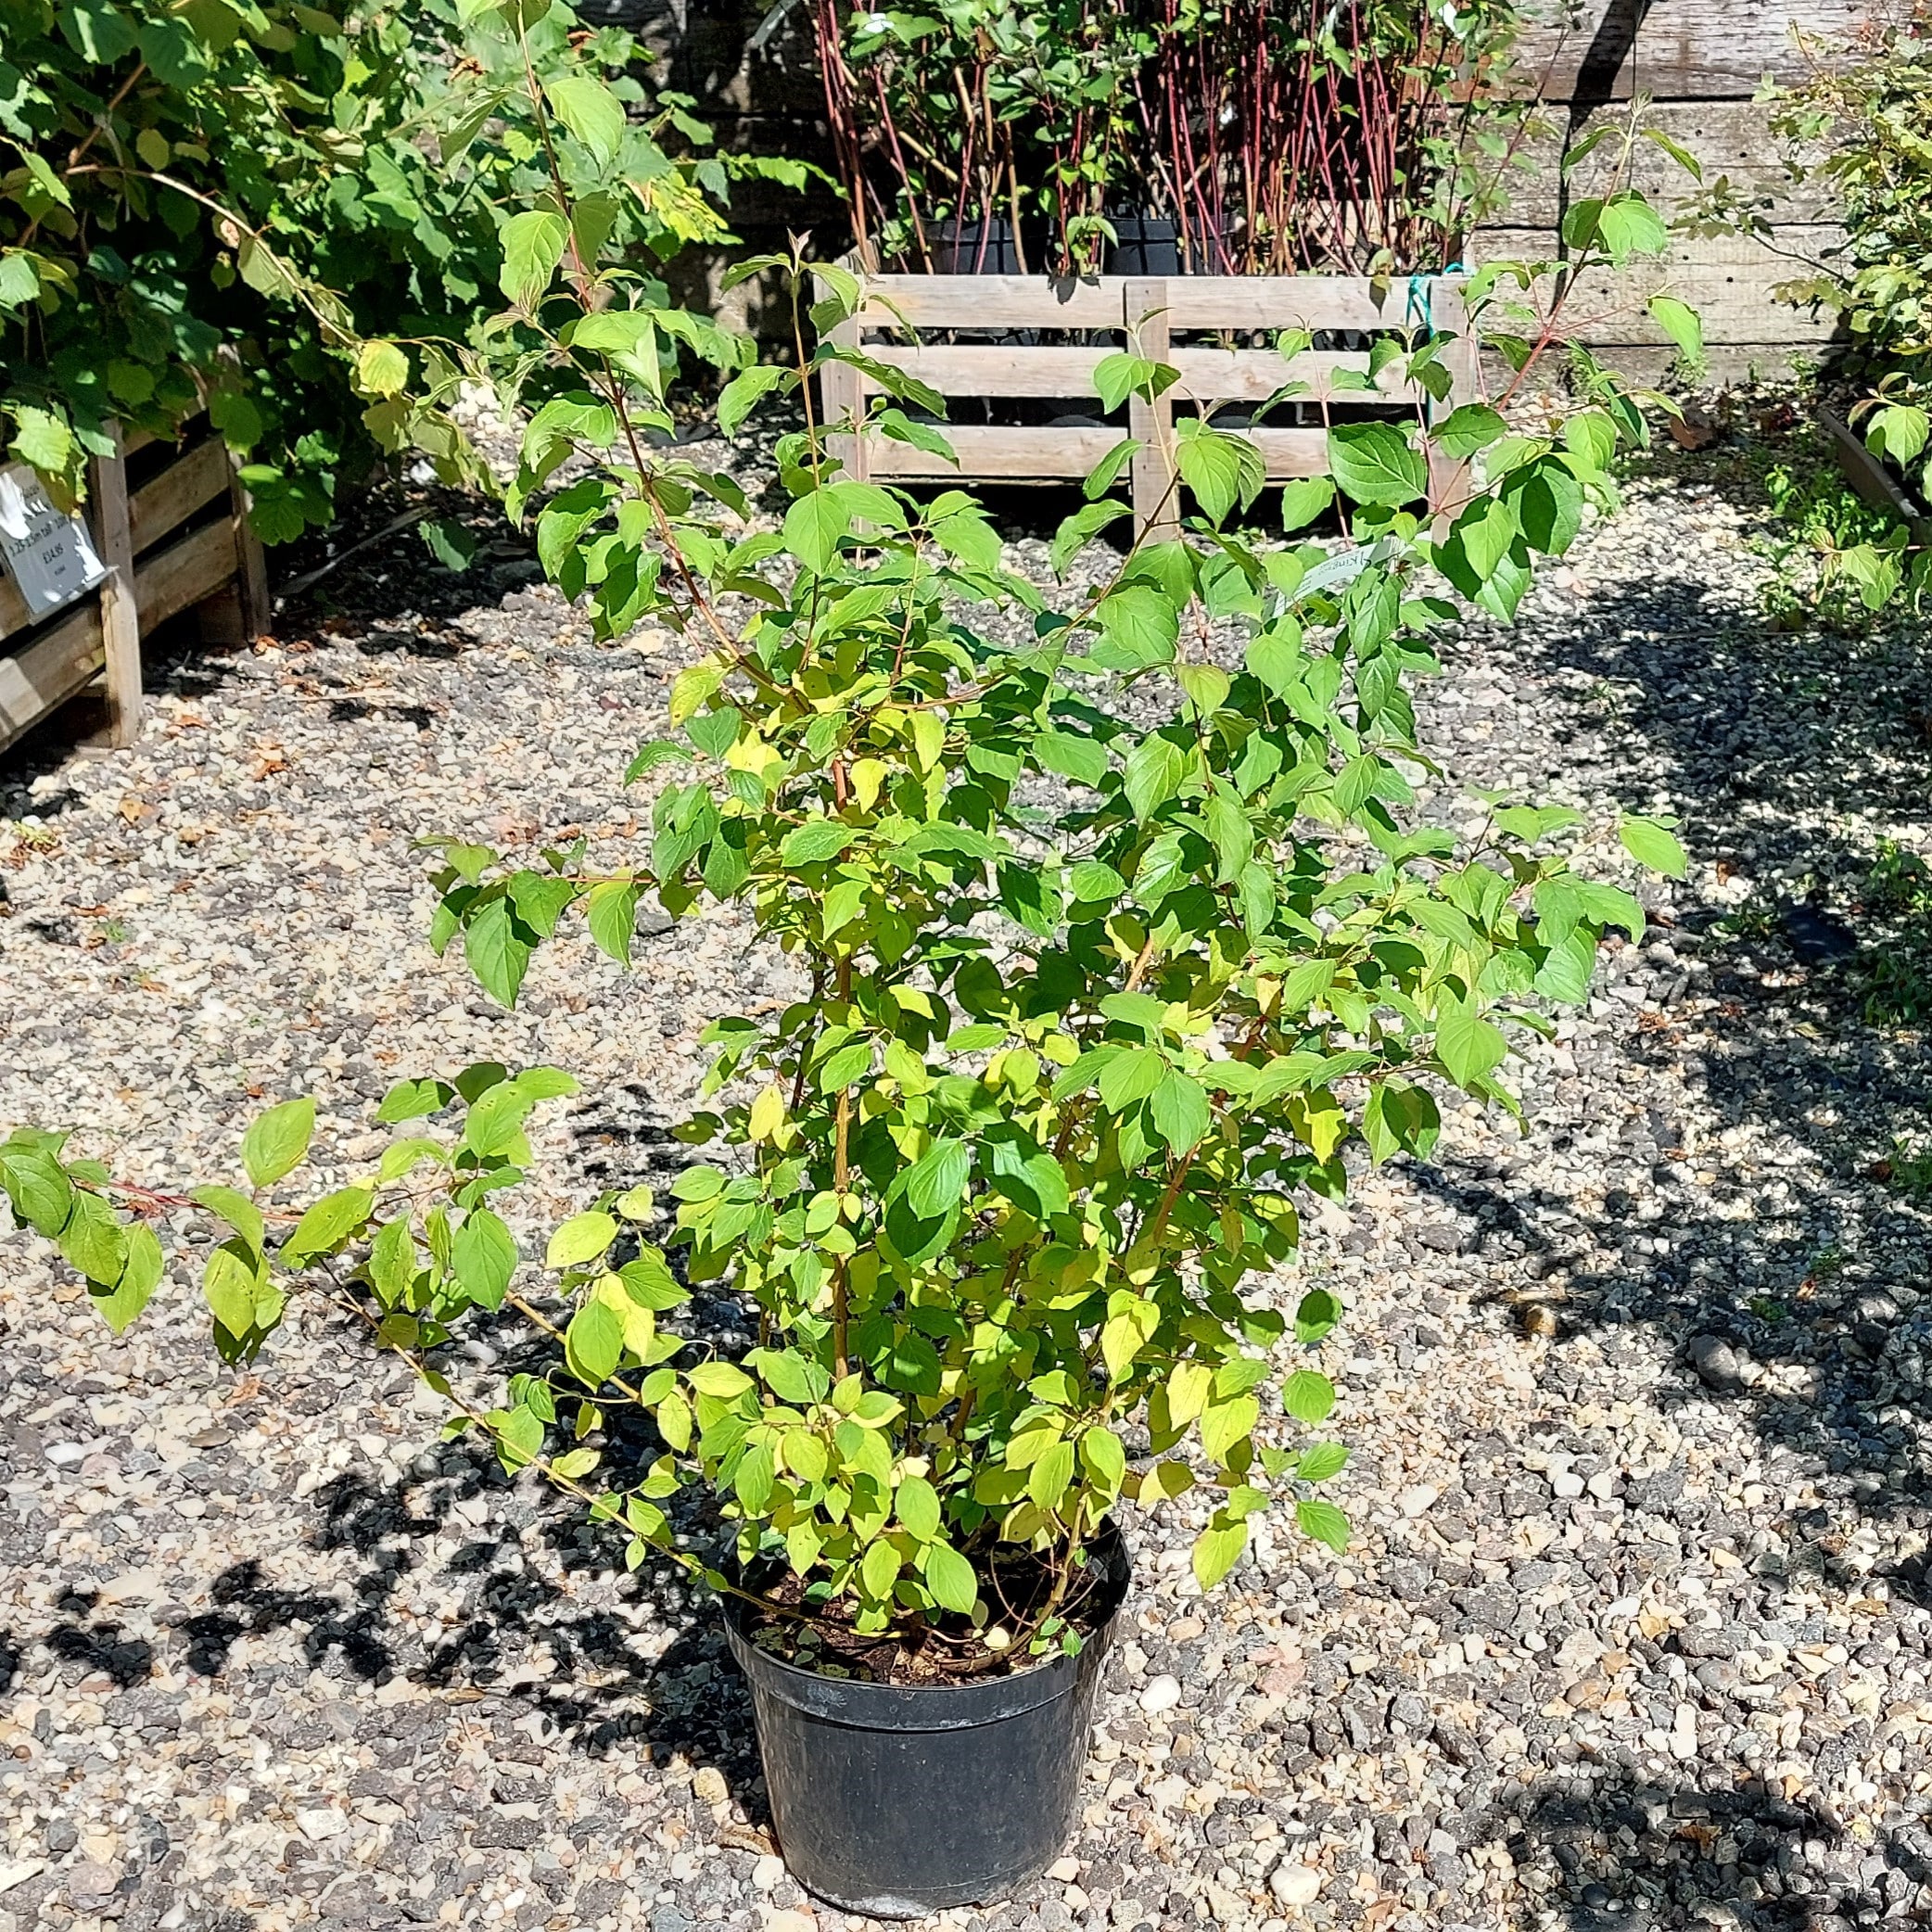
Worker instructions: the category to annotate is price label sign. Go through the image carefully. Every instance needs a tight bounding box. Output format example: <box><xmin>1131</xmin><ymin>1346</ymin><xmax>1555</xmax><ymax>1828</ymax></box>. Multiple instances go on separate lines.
<box><xmin>0</xmin><ymin>463</ymin><xmax>106</xmax><ymax>621</ymax></box>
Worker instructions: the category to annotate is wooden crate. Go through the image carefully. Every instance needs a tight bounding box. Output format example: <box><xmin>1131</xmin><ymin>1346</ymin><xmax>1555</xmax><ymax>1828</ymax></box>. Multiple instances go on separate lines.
<box><xmin>816</xmin><ymin>268</ymin><xmax>1477</xmax><ymax>536</ymax></box>
<box><xmin>0</xmin><ymin>413</ymin><xmax>271</xmax><ymax>758</ymax></box>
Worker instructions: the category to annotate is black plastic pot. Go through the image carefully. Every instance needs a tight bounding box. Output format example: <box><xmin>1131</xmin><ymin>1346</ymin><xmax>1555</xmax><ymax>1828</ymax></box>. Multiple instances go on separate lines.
<box><xmin>934</xmin><ymin>216</ymin><xmax>1029</xmax><ymax>275</ymax></box>
<box><xmin>1105</xmin><ymin>214</ymin><xmax>1179</xmax><ymax>277</ymax></box>
<box><xmin>722</xmin><ymin>1520</ymin><xmax>1131</xmax><ymax>1918</ymax></box>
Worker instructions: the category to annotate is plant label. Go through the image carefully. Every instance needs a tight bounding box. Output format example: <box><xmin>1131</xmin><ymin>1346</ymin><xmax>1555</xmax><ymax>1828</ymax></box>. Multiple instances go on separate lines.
<box><xmin>0</xmin><ymin>464</ymin><xmax>106</xmax><ymax>621</ymax></box>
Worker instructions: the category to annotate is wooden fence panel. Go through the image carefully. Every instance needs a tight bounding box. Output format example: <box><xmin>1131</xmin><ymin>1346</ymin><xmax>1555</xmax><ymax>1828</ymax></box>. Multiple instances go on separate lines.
<box><xmin>1513</xmin><ymin>0</ymin><xmax>1875</xmax><ymax>102</ymax></box>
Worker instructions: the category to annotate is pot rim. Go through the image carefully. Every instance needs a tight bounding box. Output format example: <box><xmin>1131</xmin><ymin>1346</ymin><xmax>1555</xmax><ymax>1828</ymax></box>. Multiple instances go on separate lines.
<box><xmin>720</xmin><ymin>1517</ymin><xmax>1131</xmax><ymax>1726</ymax></box>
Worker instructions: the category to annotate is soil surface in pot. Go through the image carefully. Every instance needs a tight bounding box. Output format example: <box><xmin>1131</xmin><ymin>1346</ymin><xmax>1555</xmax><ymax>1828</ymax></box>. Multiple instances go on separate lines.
<box><xmin>738</xmin><ymin>1535</ymin><xmax>1114</xmax><ymax>1685</ymax></box>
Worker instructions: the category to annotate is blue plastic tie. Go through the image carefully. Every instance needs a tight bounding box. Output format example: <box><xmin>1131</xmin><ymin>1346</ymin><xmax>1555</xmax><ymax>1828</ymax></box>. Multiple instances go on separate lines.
<box><xmin>1405</xmin><ymin>261</ymin><xmax>1467</xmax><ymax>334</ymax></box>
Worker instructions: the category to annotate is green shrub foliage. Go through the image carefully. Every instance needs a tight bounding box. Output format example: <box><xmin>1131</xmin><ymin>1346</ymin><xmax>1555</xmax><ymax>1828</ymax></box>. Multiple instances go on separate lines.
<box><xmin>0</xmin><ymin>0</ymin><xmax>785</xmax><ymax>536</ymax></box>
<box><xmin>3</xmin><ymin>41</ymin><xmax>1691</xmax><ymax>1653</ymax></box>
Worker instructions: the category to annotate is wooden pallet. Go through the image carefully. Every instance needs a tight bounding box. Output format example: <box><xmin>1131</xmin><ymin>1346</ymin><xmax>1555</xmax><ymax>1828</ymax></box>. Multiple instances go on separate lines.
<box><xmin>816</xmin><ymin>268</ymin><xmax>1477</xmax><ymax>536</ymax></box>
<box><xmin>0</xmin><ymin>413</ymin><xmax>271</xmax><ymax>758</ymax></box>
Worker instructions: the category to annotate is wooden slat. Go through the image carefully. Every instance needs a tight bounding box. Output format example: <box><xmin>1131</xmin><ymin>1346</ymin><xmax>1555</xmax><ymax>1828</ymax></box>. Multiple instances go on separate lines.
<box><xmin>134</xmin><ymin>517</ymin><xmax>241</xmax><ymax>634</ymax></box>
<box><xmin>228</xmin><ymin>451</ymin><xmax>272</xmax><ymax>642</ymax></box>
<box><xmin>1167</xmin><ymin>348</ymin><xmax>1424</xmax><ymax>405</ymax></box>
<box><xmin>0</xmin><ymin>571</ymin><xmax>31</xmax><ymax>646</ymax></box>
<box><xmin>1512</xmin><ymin>0</ymin><xmax>1872</xmax><ymax>103</ymax></box>
<box><xmin>864</xmin><ymin>344</ymin><xmax>1114</xmax><ymax>398</ymax></box>
<box><xmin>855</xmin><ymin>273</ymin><xmax>1124</xmax><ymax>331</ymax></box>
<box><xmin>1161</xmin><ymin>275</ymin><xmax>1443</xmax><ymax>332</ymax></box>
<box><xmin>1128</xmin><ymin>278</ymin><xmax>1178</xmax><ymax>542</ymax></box>
<box><xmin>1472</xmin><ymin>226</ymin><xmax>1844</xmax><ymax>347</ymax></box>
<box><xmin>1245</xmin><ymin>429</ymin><xmax>1333</xmax><ymax>479</ymax></box>
<box><xmin>130</xmin><ymin>436</ymin><xmax>230</xmax><ymax>557</ymax></box>
<box><xmin>868</xmin><ymin>340</ymin><xmax>1424</xmax><ymax>404</ymax></box>
<box><xmin>93</xmin><ymin>426</ymin><xmax>142</xmax><ymax>748</ymax></box>
<box><xmin>1497</xmin><ymin>100</ymin><xmax>1841</xmax><ymax>226</ymax></box>
<box><xmin>861</xmin><ymin>425</ymin><xmax>1122</xmax><ymax>479</ymax></box>
<box><xmin>0</xmin><ymin>602</ymin><xmax>104</xmax><ymax>756</ymax></box>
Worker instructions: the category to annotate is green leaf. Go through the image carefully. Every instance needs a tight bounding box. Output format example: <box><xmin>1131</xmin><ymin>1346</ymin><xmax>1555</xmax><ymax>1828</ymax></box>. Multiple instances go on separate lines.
<box><xmin>355</xmin><ymin>340</ymin><xmax>410</xmax><ymax>398</ymax></box>
<box><xmin>95</xmin><ymin>1222</ymin><xmax>163</xmax><ymax>1334</ymax></box>
<box><xmin>202</xmin><ymin>1239</ymin><xmax>263</xmax><ymax>1337</ymax></box>
<box><xmin>0</xmin><ymin>1146</ymin><xmax>71</xmax><ymax>1237</ymax></box>
<box><xmin>1435</xmin><ymin>995</ymin><xmax>1508</xmax><ymax>1087</ymax></box>
<box><xmin>1283</xmin><ymin>1369</ymin><xmax>1335</xmax><ymax>1425</ymax></box>
<box><xmin>688</xmin><ymin>1360</ymin><xmax>755</xmax><ymax>1399</ymax></box>
<box><xmin>1295</xmin><ymin>1497</ymin><xmax>1351</xmax><ymax>1553</ymax></box>
<box><xmin>1093</xmin><ymin>584</ymin><xmax>1178</xmax><ymax>670</ymax></box>
<box><xmin>782</xmin><ymin>489</ymin><xmax>853</xmax><ymax>573</ymax></box>
<box><xmin>874</xmin><ymin>409</ymin><xmax>958</xmax><ymax>464</ymax></box>
<box><xmin>242</xmin><ymin>1098</ymin><xmax>315</xmax><ymax>1189</ymax></box>
<box><xmin>1619</xmin><ymin>816</ymin><xmax>1688</xmax><ymax>880</ymax></box>
<box><xmin>1100</xmin><ymin>1297</ymin><xmax>1159</xmax><ymax>1381</ymax></box>
<box><xmin>1176</xmin><ymin>425</ymin><xmax>1265</xmax><ymax>525</ymax></box>
<box><xmin>780</xmin><ymin>820</ymin><xmax>854</xmax><ymax>865</ymax></box>
<box><xmin>1328</xmin><ymin>423</ymin><xmax>1429</xmax><ymax>507</ymax></box>
<box><xmin>1432</xmin><ymin>404</ymin><xmax>1509</xmax><ymax>458</ymax></box>
<box><xmin>1191</xmin><ymin>1518</ymin><xmax>1247</xmax><ymax>1590</ymax></box>
<box><xmin>464</xmin><ymin>898</ymin><xmax>532</xmax><ymax>1007</ymax></box>
<box><xmin>282</xmin><ymin>1186</ymin><xmax>374</xmax><ymax>1265</ymax></box>
<box><xmin>1123</xmin><ymin>736</ymin><xmax>1186</xmax><ymax>819</ymax></box>
<box><xmin>922</xmin><ymin>1541</ymin><xmax>978</xmax><ymax>1614</ymax></box>
<box><xmin>0</xmin><ymin>251</ymin><xmax>41</xmax><ymax>310</ymax></box>
<box><xmin>1083</xmin><ymin>436</ymin><xmax>1141</xmax><ymax>500</ymax></box>
<box><xmin>1080</xmin><ymin>1427</ymin><xmax>1127</xmax><ymax>1494</ymax></box>
<box><xmin>1279</xmin><ymin>477</ymin><xmax>1335</xmax><ymax>532</ymax></box>
<box><xmin>544</xmin><ymin>74</ymin><xmax>627</xmax><ymax>167</ymax></box>
<box><xmin>548</xmin><ymin>1211</ymin><xmax>618</xmax><ymax>1268</ymax></box>
<box><xmin>586</xmin><ymin>881</ymin><xmax>641</xmax><ymax>964</ymax></box>
<box><xmin>860</xmin><ymin>1538</ymin><xmax>900</xmax><ymax>1599</ymax></box>
<box><xmin>453</xmin><ymin>1207</ymin><xmax>517</xmax><ymax>1308</ymax></box>
<box><xmin>1051</xmin><ymin>502</ymin><xmax>1128</xmax><ymax>575</ymax></box>
<box><xmin>1296</xmin><ymin>1442</ymin><xmax>1349</xmax><ymax>1482</ymax></box>
<box><xmin>57</xmin><ymin>1189</ymin><xmax>127</xmax><ymax>1286</ymax></box>
<box><xmin>718</xmin><ymin>365</ymin><xmax>789</xmax><ymax>437</ymax></box>
<box><xmin>1595</xmin><ymin>194</ymin><xmax>1669</xmax><ymax>264</ymax></box>
<box><xmin>1149</xmin><ymin>1072</ymin><xmax>1210</xmax><ymax>1154</ymax></box>
<box><xmin>566</xmin><ymin>1299</ymin><xmax>625</xmax><ymax>1387</ymax></box>
<box><xmin>904</xmin><ymin>1138</ymin><xmax>971</xmax><ymax>1218</ymax></box>
<box><xmin>498</xmin><ymin>210</ymin><xmax>570</xmax><ymax>309</ymax></box>
<box><xmin>1036</xmin><ymin>731</ymin><xmax>1110</xmax><ymax>786</ymax></box>
<box><xmin>376</xmin><ymin>1076</ymin><xmax>454</xmax><ymax>1125</ymax></box>
<box><xmin>896</xmin><ymin>1473</ymin><xmax>942</xmax><ymax>1541</ymax></box>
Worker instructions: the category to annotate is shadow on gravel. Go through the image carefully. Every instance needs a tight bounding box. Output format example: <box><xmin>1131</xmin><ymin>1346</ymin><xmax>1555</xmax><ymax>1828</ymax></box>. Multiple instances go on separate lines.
<box><xmin>1425</xmin><ymin>566</ymin><xmax>1932</xmax><ymax>1605</ymax></box>
<box><xmin>1502</xmin><ymin>1766</ymin><xmax>1932</xmax><ymax>1930</ymax></box>
<box><xmin>31</xmin><ymin>1449</ymin><xmax>768</xmax><ymax>1814</ymax></box>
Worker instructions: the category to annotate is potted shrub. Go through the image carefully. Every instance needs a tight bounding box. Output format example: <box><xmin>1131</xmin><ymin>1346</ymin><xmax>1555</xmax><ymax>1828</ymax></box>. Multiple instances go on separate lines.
<box><xmin>0</xmin><ymin>28</ymin><xmax>1693</xmax><ymax>1914</ymax></box>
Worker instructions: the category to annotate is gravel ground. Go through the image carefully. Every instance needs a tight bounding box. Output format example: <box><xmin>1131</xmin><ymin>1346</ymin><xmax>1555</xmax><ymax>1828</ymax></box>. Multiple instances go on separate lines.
<box><xmin>2</xmin><ymin>459</ymin><xmax>1930</xmax><ymax>1932</ymax></box>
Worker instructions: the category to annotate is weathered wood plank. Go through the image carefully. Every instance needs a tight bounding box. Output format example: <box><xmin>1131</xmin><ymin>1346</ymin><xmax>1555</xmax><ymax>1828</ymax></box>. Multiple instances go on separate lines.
<box><xmin>1127</xmin><ymin>280</ymin><xmax>1179</xmax><ymax>541</ymax></box>
<box><xmin>1472</xmin><ymin>225</ymin><xmax>1843</xmax><ymax>346</ymax></box>
<box><xmin>94</xmin><ymin>426</ymin><xmax>143</xmax><ymax>749</ymax></box>
<box><xmin>0</xmin><ymin>571</ymin><xmax>32</xmax><ymax>646</ymax></box>
<box><xmin>134</xmin><ymin>517</ymin><xmax>241</xmax><ymax>634</ymax></box>
<box><xmin>861</xmin><ymin>425</ymin><xmax>1122</xmax><ymax>479</ymax></box>
<box><xmin>1160</xmin><ymin>275</ymin><xmax>1443</xmax><ymax>333</ymax></box>
<box><xmin>129</xmin><ymin>435</ymin><xmax>230</xmax><ymax>556</ymax></box>
<box><xmin>229</xmin><ymin>451</ymin><xmax>272</xmax><ymax>642</ymax></box>
<box><xmin>858</xmin><ymin>340</ymin><xmax>1421</xmax><ymax>405</ymax></box>
<box><xmin>863</xmin><ymin>344</ymin><xmax>1113</xmax><ymax>398</ymax></box>
<box><xmin>1513</xmin><ymin>1</ymin><xmax>1873</xmax><ymax>103</ymax></box>
<box><xmin>1495</xmin><ymin>99</ymin><xmax>1833</xmax><ymax>226</ymax></box>
<box><xmin>856</xmin><ymin>274</ymin><xmax>1124</xmax><ymax>331</ymax></box>
<box><xmin>0</xmin><ymin>603</ymin><xmax>103</xmax><ymax>756</ymax></box>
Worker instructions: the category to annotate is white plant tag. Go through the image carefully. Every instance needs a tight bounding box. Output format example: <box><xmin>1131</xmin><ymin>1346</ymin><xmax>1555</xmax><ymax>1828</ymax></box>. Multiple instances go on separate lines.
<box><xmin>0</xmin><ymin>464</ymin><xmax>106</xmax><ymax>620</ymax></box>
